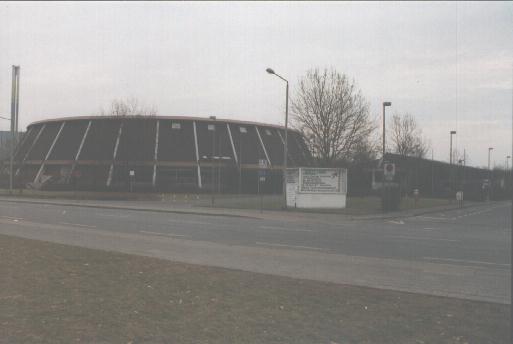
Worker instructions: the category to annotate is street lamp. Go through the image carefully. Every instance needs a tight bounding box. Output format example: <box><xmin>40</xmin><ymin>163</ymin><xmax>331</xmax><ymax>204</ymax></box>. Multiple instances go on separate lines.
<box><xmin>382</xmin><ymin>102</ymin><xmax>392</xmax><ymax>160</ymax></box>
<box><xmin>209</xmin><ymin>116</ymin><xmax>216</xmax><ymax>206</ymax></box>
<box><xmin>488</xmin><ymin>147</ymin><xmax>494</xmax><ymax>201</ymax></box>
<box><xmin>8</xmin><ymin>65</ymin><xmax>20</xmax><ymax>194</ymax></box>
<box><xmin>449</xmin><ymin>131</ymin><xmax>456</xmax><ymax>165</ymax></box>
<box><xmin>507</xmin><ymin>156</ymin><xmax>511</xmax><ymax>195</ymax></box>
<box><xmin>266</xmin><ymin>67</ymin><xmax>289</xmax><ymax>209</ymax></box>
<box><xmin>488</xmin><ymin>147</ymin><xmax>494</xmax><ymax>170</ymax></box>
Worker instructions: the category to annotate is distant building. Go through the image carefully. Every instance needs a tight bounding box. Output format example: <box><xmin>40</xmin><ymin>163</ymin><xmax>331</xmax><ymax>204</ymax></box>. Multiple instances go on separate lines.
<box><xmin>349</xmin><ymin>153</ymin><xmax>510</xmax><ymax>201</ymax></box>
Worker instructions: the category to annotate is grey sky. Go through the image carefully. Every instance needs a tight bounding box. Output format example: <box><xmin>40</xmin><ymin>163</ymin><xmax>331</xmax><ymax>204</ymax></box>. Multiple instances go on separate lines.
<box><xmin>1</xmin><ymin>1</ymin><xmax>511</xmax><ymax>167</ymax></box>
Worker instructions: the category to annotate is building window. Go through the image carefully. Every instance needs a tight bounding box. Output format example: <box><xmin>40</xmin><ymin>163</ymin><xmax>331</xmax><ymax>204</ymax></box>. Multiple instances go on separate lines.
<box><xmin>208</xmin><ymin>124</ymin><xmax>215</xmax><ymax>131</ymax></box>
<box><xmin>171</xmin><ymin>122</ymin><xmax>181</xmax><ymax>130</ymax></box>
<box><xmin>265</xmin><ymin>129</ymin><xmax>272</xmax><ymax>136</ymax></box>
<box><xmin>239</xmin><ymin>127</ymin><xmax>247</xmax><ymax>133</ymax></box>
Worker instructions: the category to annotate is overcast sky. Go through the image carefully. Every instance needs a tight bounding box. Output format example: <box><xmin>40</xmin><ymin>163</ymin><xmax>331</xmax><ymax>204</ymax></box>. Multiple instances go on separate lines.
<box><xmin>1</xmin><ymin>1</ymin><xmax>511</xmax><ymax>167</ymax></box>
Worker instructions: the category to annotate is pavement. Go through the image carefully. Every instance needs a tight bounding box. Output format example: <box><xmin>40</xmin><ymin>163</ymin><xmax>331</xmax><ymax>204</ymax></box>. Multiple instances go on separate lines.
<box><xmin>0</xmin><ymin>197</ymin><xmax>510</xmax><ymax>304</ymax></box>
<box><xmin>0</xmin><ymin>195</ymin><xmax>486</xmax><ymax>222</ymax></box>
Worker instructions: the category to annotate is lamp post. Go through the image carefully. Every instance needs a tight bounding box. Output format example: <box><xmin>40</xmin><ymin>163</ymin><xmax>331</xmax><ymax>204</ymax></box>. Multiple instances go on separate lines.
<box><xmin>9</xmin><ymin>65</ymin><xmax>20</xmax><ymax>194</ymax></box>
<box><xmin>507</xmin><ymin>156</ymin><xmax>511</xmax><ymax>195</ymax></box>
<box><xmin>449</xmin><ymin>131</ymin><xmax>456</xmax><ymax>198</ymax></box>
<box><xmin>209</xmin><ymin>116</ymin><xmax>216</xmax><ymax>206</ymax></box>
<box><xmin>382</xmin><ymin>102</ymin><xmax>392</xmax><ymax>160</ymax></box>
<box><xmin>488</xmin><ymin>147</ymin><xmax>494</xmax><ymax>170</ymax></box>
<box><xmin>449</xmin><ymin>131</ymin><xmax>456</xmax><ymax>165</ymax></box>
<box><xmin>488</xmin><ymin>147</ymin><xmax>494</xmax><ymax>201</ymax></box>
<box><xmin>266</xmin><ymin>67</ymin><xmax>288</xmax><ymax>209</ymax></box>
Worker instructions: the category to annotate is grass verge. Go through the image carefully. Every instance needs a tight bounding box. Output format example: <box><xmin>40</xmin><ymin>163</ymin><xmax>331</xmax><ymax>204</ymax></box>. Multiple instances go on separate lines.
<box><xmin>0</xmin><ymin>234</ymin><xmax>508</xmax><ymax>344</ymax></box>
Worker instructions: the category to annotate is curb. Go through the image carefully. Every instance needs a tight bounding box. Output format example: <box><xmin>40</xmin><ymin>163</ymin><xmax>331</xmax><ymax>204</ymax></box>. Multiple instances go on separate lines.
<box><xmin>0</xmin><ymin>196</ymin><xmax>501</xmax><ymax>223</ymax></box>
<box><xmin>0</xmin><ymin>198</ymin><xmax>258</xmax><ymax>220</ymax></box>
<box><xmin>348</xmin><ymin>201</ymin><xmax>496</xmax><ymax>221</ymax></box>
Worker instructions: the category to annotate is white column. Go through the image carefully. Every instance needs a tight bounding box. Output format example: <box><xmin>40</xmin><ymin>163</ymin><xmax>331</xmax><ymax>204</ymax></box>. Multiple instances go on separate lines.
<box><xmin>106</xmin><ymin>122</ymin><xmax>124</xmax><ymax>187</ymax></box>
<box><xmin>152</xmin><ymin>120</ymin><xmax>160</xmax><ymax>187</ymax></box>
<box><xmin>34</xmin><ymin>122</ymin><xmax>66</xmax><ymax>183</ymax></box>
<box><xmin>227</xmin><ymin>123</ymin><xmax>238</xmax><ymax>164</ymax></box>
<box><xmin>67</xmin><ymin>120</ymin><xmax>92</xmax><ymax>183</ymax></box>
<box><xmin>13</xmin><ymin>126</ymin><xmax>32</xmax><ymax>161</ymax></box>
<box><xmin>255</xmin><ymin>126</ymin><xmax>271</xmax><ymax>167</ymax></box>
<box><xmin>16</xmin><ymin>124</ymin><xmax>46</xmax><ymax>176</ymax></box>
<box><xmin>193</xmin><ymin>121</ymin><xmax>202</xmax><ymax>188</ymax></box>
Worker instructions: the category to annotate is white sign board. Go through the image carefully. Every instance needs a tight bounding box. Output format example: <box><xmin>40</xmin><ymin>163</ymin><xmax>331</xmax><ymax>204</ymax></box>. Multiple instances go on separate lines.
<box><xmin>287</xmin><ymin>168</ymin><xmax>347</xmax><ymax>209</ymax></box>
<box><xmin>300</xmin><ymin>168</ymin><xmax>342</xmax><ymax>193</ymax></box>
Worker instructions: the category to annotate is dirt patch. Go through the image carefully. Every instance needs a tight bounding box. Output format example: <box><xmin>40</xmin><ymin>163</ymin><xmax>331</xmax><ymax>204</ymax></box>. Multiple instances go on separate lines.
<box><xmin>0</xmin><ymin>234</ymin><xmax>509</xmax><ymax>343</ymax></box>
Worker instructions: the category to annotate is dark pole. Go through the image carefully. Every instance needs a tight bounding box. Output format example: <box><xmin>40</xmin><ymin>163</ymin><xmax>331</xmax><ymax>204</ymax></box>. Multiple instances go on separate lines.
<box><xmin>381</xmin><ymin>102</ymin><xmax>391</xmax><ymax>211</ymax></box>
<box><xmin>431</xmin><ymin>149</ymin><xmax>434</xmax><ymax>197</ymax></box>
<box><xmin>9</xmin><ymin>66</ymin><xmax>20</xmax><ymax>194</ymax></box>
<box><xmin>488</xmin><ymin>147</ymin><xmax>493</xmax><ymax>201</ymax></box>
<box><xmin>382</xmin><ymin>103</ymin><xmax>386</xmax><ymax>159</ymax></box>
<box><xmin>449</xmin><ymin>131</ymin><xmax>456</xmax><ymax>199</ymax></box>
<box><xmin>266</xmin><ymin>68</ymin><xmax>289</xmax><ymax>209</ymax></box>
<box><xmin>284</xmin><ymin>80</ymin><xmax>289</xmax><ymax>209</ymax></box>
<box><xmin>210</xmin><ymin>116</ymin><xmax>216</xmax><ymax>206</ymax></box>
<box><xmin>239</xmin><ymin>138</ymin><xmax>242</xmax><ymax>194</ymax></box>
<box><xmin>381</xmin><ymin>102</ymin><xmax>391</xmax><ymax>160</ymax></box>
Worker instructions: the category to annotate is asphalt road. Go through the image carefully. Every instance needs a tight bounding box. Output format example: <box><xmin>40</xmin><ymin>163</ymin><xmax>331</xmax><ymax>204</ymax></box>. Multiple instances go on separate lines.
<box><xmin>0</xmin><ymin>199</ymin><xmax>510</xmax><ymax>303</ymax></box>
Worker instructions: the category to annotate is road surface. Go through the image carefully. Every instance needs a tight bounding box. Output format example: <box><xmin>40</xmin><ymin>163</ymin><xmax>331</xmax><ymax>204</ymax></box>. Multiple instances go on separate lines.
<box><xmin>0</xmin><ymin>199</ymin><xmax>510</xmax><ymax>303</ymax></box>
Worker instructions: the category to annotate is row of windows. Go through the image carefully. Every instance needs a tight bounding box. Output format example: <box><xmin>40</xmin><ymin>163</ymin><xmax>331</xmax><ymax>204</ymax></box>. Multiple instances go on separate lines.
<box><xmin>169</xmin><ymin>122</ymin><xmax>275</xmax><ymax>136</ymax></box>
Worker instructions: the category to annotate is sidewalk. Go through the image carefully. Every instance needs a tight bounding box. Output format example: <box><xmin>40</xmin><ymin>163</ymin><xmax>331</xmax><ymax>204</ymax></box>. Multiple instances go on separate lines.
<box><xmin>0</xmin><ymin>194</ymin><xmax>497</xmax><ymax>224</ymax></box>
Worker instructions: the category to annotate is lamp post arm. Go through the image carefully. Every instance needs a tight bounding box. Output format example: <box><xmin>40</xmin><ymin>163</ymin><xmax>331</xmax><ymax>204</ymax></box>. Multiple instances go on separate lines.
<box><xmin>273</xmin><ymin>72</ymin><xmax>288</xmax><ymax>84</ymax></box>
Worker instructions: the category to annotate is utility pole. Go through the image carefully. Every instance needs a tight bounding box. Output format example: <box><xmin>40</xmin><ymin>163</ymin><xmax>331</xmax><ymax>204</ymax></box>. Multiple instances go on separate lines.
<box><xmin>381</xmin><ymin>102</ymin><xmax>391</xmax><ymax>211</ymax></box>
<box><xmin>449</xmin><ymin>131</ymin><xmax>456</xmax><ymax>200</ymax></box>
<box><xmin>488</xmin><ymin>147</ymin><xmax>494</xmax><ymax>201</ymax></box>
<box><xmin>210</xmin><ymin>116</ymin><xmax>216</xmax><ymax>206</ymax></box>
<box><xmin>266</xmin><ymin>68</ymin><xmax>289</xmax><ymax>209</ymax></box>
<box><xmin>431</xmin><ymin>148</ymin><xmax>434</xmax><ymax>197</ymax></box>
<box><xmin>10</xmin><ymin>66</ymin><xmax>20</xmax><ymax>194</ymax></box>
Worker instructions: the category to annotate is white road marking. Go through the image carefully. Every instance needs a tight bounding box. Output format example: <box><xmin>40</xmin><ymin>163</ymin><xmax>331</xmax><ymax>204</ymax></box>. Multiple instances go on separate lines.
<box><xmin>423</xmin><ymin>257</ymin><xmax>510</xmax><ymax>268</ymax></box>
<box><xmin>255</xmin><ymin>241</ymin><xmax>327</xmax><ymax>251</ymax></box>
<box><xmin>418</xmin><ymin>216</ymin><xmax>448</xmax><ymax>220</ymax></box>
<box><xmin>139</xmin><ymin>230</ymin><xmax>186</xmax><ymax>238</ymax></box>
<box><xmin>388</xmin><ymin>220</ymin><xmax>404</xmax><ymax>225</ymax></box>
<box><xmin>1</xmin><ymin>215</ymin><xmax>24</xmax><ymax>221</ymax></box>
<box><xmin>389</xmin><ymin>235</ymin><xmax>459</xmax><ymax>242</ymax></box>
<box><xmin>97</xmin><ymin>213</ymin><xmax>129</xmax><ymax>218</ymax></box>
<box><xmin>259</xmin><ymin>225</ymin><xmax>314</xmax><ymax>232</ymax></box>
<box><xmin>168</xmin><ymin>219</ymin><xmax>210</xmax><ymax>226</ymax></box>
<box><xmin>60</xmin><ymin>222</ymin><xmax>97</xmax><ymax>229</ymax></box>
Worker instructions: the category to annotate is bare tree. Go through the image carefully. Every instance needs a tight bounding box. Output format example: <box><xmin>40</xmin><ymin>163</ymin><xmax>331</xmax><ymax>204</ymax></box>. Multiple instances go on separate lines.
<box><xmin>100</xmin><ymin>97</ymin><xmax>157</xmax><ymax>117</ymax></box>
<box><xmin>291</xmin><ymin>68</ymin><xmax>376</xmax><ymax>166</ymax></box>
<box><xmin>389</xmin><ymin>113</ymin><xmax>430</xmax><ymax>158</ymax></box>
